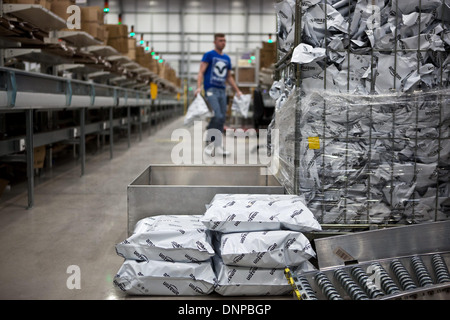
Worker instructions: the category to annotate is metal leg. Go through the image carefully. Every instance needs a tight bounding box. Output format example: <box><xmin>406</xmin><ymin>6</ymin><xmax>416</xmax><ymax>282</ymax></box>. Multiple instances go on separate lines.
<box><xmin>149</xmin><ymin>102</ymin><xmax>153</xmax><ymax>136</ymax></box>
<box><xmin>80</xmin><ymin>108</ymin><xmax>86</xmax><ymax>176</ymax></box>
<box><xmin>138</xmin><ymin>106</ymin><xmax>142</xmax><ymax>142</ymax></box>
<box><xmin>109</xmin><ymin>107</ymin><xmax>113</xmax><ymax>159</ymax></box>
<box><xmin>127</xmin><ymin>106</ymin><xmax>131</xmax><ymax>149</ymax></box>
<box><xmin>25</xmin><ymin>109</ymin><xmax>34</xmax><ymax>209</ymax></box>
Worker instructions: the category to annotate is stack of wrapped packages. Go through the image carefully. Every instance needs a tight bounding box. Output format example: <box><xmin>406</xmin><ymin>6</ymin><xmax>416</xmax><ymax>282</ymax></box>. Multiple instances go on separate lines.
<box><xmin>113</xmin><ymin>215</ymin><xmax>217</xmax><ymax>296</ymax></box>
<box><xmin>272</xmin><ymin>0</ymin><xmax>450</xmax><ymax>225</ymax></box>
<box><xmin>113</xmin><ymin>194</ymin><xmax>322</xmax><ymax>296</ymax></box>
<box><xmin>201</xmin><ymin>194</ymin><xmax>321</xmax><ymax>296</ymax></box>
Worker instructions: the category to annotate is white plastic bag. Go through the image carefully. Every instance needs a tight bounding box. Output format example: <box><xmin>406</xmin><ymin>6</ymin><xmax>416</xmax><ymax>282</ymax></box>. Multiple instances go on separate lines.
<box><xmin>213</xmin><ymin>256</ymin><xmax>316</xmax><ymax>296</ymax></box>
<box><xmin>113</xmin><ymin>259</ymin><xmax>217</xmax><ymax>296</ymax></box>
<box><xmin>201</xmin><ymin>194</ymin><xmax>322</xmax><ymax>233</ymax></box>
<box><xmin>219</xmin><ymin>230</ymin><xmax>316</xmax><ymax>268</ymax></box>
<box><xmin>231</xmin><ymin>94</ymin><xmax>251</xmax><ymax>118</ymax></box>
<box><xmin>115</xmin><ymin>215</ymin><xmax>215</xmax><ymax>263</ymax></box>
<box><xmin>184</xmin><ymin>94</ymin><xmax>213</xmax><ymax>126</ymax></box>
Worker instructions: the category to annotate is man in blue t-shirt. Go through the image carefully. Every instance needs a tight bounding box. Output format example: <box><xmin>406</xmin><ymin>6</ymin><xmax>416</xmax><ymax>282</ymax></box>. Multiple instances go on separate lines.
<box><xmin>195</xmin><ymin>33</ymin><xmax>242</xmax><ymax>156</ymax></box>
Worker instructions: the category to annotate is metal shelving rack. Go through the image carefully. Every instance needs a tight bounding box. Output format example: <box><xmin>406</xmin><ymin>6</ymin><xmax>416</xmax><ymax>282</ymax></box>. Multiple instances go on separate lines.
<box><xmin>273</xmin><ymin>0</ymin><xmax>450</xmax><ymax>227</ymax></box>
<box><xmin>0</xmin><ymin>66</ymin><xmax>183</xmax><ymax>209</ymax></box>
<box><xmin>0</xmin><ymin>2</ymin><xmax>183</xmax><ymax>208</ymax></box>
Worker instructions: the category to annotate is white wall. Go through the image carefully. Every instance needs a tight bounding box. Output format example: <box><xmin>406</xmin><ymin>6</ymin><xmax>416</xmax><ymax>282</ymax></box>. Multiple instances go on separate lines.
<box><xmin>84</xmin><ymin>0</ymin><xmax>276</xmax><ymax>86</ymax></box>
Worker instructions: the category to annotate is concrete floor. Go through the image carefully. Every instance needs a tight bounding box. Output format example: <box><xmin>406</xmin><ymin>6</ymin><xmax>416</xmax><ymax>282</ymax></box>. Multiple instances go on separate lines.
<box><xmin>0</xmin><ymin>116</ymin><xmax>278</xmax><ymax>300</ymax></box>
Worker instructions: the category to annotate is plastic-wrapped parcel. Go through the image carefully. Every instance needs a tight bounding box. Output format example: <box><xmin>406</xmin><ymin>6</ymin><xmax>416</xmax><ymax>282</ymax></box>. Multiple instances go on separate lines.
<box><xmin>201</xmin><ymin>194</ymin><xmax>322</xmax><ymax>233</ymax></box>
<box><xmin>218</xmin><ymin>230</ymin><xmax>316</xmax><ymax>268</ymax></box>
<box><xmin>113</xmin><ymin>259</ymin><xmax>217</xmax><ymax>296</ymax></box>
<box><xmin>115</xmin><ymin>215</ymin><xmax>215</xmax><ymax>263</ymax></box>
<box><xmin>213</xmin><ymin>256</ymin><xmax>316</xmax><ymax>296</ymax></box>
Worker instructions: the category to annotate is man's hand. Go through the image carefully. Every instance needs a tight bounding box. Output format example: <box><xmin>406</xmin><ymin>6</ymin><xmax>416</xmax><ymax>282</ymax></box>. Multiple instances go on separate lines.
<box><xmin>194</xmin><ymin>88</ymin><xmax>202</xmax><ymax>96</ymax></box>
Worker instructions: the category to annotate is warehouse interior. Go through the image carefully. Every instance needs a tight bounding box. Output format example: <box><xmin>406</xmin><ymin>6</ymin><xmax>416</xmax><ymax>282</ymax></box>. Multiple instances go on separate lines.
<box><xmin>0</xmin><ymin>0</ymin><xmax>449</xmax><ymax>301</ymax></box>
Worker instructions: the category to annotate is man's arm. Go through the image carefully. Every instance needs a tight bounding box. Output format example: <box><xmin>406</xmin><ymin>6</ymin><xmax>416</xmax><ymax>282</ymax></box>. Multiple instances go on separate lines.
<box><xmin>194</xmin><ymin>62</ymin><xmax>208</xmax><ymax>96</ymax></box>
<box><xmin>227</xmin><ymin>71</ymin><xmax>242</xmax><ymax>97</ymax></box>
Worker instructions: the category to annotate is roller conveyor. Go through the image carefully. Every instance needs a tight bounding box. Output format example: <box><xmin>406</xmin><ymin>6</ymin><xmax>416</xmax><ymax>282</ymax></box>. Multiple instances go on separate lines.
<box><xmin>285</xmin><ymin>221</ymin><xmax>450</xmax><ymax>300</ymax></box>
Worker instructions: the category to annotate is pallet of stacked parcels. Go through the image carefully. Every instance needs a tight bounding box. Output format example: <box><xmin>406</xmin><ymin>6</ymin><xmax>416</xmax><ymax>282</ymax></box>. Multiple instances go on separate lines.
<box><xmin>271</xmin><ymin>0</ymin><xmax>450</xmax><ymax>226</ymax></box>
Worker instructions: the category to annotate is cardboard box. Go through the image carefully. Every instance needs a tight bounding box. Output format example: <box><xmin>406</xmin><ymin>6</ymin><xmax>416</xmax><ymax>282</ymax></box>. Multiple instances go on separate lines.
<box><xmin>96</xmin><ymin>24</ymin><xmax>106</xmax><ymax>42</ymax></box>
<box><xmin>34</xmin><ymin>146</ymin><xmax>46</xmax><ymax>169</ymax></box>
<box><xmin>136</xmin><ymin>46</ymin><xmax>145</xmax><ymax>58</ymax></box>
<box><xmin>80</xmin><ymin>21</ymin><xmax>100</xmax><ymax>39</ymax></box>
<box><xmin>50</xmin><ymin>0</ymin><xmax>76</xmax><ymax>20</ymax></box>
<box><xmin>237</xmin><ymin>68</ymin><xmax>255</xmax><ymax>83</ymax></box>
<box><xmin>262</xmin><ymin>41</ymin><xmax>276</xmax><ymax>51</ymax></box>
<box><xmin>105</xmin><ymin>24</ymin><xmax>128</xmax><ymax>38</ymax></box>
<box><xmin>107</xmin><ymin>37</ymin><xmax>128</xmax><ymax>54</ymax></box>
<box><xmin>127</xmin><ymin>38</ymin><xmax>137</xmax><ymax>60</ymax></box>
<box><xmin>81</xmin><ymin>6</ymin><xmax>103</xmax><ymax>23</ymax></box>
<box><xmin>260</xmin><ymin>50</ymin><xmax>277</xmax><ymax>69</ymax></box>
<box><xmin>148</xmin><ymin>57</ymin><xmax>158</xmax><ymax>73</ymax></box>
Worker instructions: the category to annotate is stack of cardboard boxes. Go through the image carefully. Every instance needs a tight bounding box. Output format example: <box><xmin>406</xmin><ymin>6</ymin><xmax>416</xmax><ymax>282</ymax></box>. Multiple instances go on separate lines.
<box><xmin>3</xmin><ymin>1</ymin><xmax>182</xmax><ymax>89</ymax></box>
<box><xmin>50</xmin><ymin>2</ymin><xmax>107</xmax><ymax>42</ymax></box>
<box><xmin>135</xmin><ymin>47</ymin><xmax>158</xmax><ymax>74</ymax></box>
<box><xmin>50</xmin><ymin>0</ymin><xmax>75</xmax><ymax>20</ymax></box>
<box><xmin>80</xmin><ymin>6</ymin><xmax>106</xmax><ymax>42</ymax></box>
<box><xmin>259</xmin><ymin>41</ymin><xmax>277</xmax><ymax>69</ymax></box>
<box><xmin>126</xmin><ymin>37</ymin><xmax>137</xmax><ymax>60</ymax></box>
<box><xmin>105</xmin><ymin>24</ymin><xmax>129</xmax><ymax>54</ymax></box>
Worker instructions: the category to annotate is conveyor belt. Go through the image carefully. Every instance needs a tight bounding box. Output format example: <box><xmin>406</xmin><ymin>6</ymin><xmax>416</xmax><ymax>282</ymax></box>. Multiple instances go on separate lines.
<box><xmin>285</xmin><ymin>221</ymin><xmax>450</xmax><ymax>300</ymax></box>
<box><xmin>286</xmin><ymin>252</ymin><xmax>450</xmax><ymax>300</ymax></box>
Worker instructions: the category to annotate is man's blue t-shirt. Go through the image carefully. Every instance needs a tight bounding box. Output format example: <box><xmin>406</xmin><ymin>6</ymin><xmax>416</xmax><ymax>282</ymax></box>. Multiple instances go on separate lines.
<box><xmin>202</xmin><ymin>50</ymin><xmax>232</xmax><ymax>91</ymax></box>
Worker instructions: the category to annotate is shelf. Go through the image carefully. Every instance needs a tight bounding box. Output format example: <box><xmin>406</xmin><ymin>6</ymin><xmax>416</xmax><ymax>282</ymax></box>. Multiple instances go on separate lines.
<box><xmin>106</xmin><ymin>55</ymin><xmax>132</xmax><ymax>64</ymax></box>
<box><xmin>85</xmin><ymin>45</ymin><xmax>119</xmax><ymax>57</ymax></box>
<box><xmin>110</xmin><ymin>76</ymin><xmax>128</xmax><ymax>83</ymax></box>
<box><xmin>122</xmin><ymin>61</ymin><xmax>140</xmax><ymax>70</ymax></box>
<box><xmin>87</xmin><ymin>71</ymin><xmax>111</xmax><ymax>79</ymax></box>
<box><xmin>3</xmin><ymin>4</ymin><xmax>66</xmax><ymax>32</ymax></box>
<box><xmin>0</xmin><ymin>38</ymin><xmax>21</xmax><ymax>48</ymax></box>
<box><xmin>52</xmin><ymin>30</ymin><xmax>102</xmax><ymax>48</ymax></box>
<box><xmin>4</xmin><ymin>48</ymin><xmax>73</xmax><ymax>65</ymax></box>
<box><xmin>55</xmin><ymin>64</ymin><xmax>85</xmax><ymax>73</ymax></box>
<box><xmin>134</xmin><ymin>67</ymin><xmax>149</xmax><ymax>74</ymax></box>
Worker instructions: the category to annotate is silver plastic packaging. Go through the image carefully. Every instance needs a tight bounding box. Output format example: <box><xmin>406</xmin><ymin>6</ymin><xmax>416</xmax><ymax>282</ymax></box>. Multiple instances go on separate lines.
<box><xmin>213</xmin><ymin>256</ymin><xmax>316</xmax><ymax>296</ymax></box>
<box><xmin>115</xmin><ymin>215</ymin><xmax>215</xmax><ymax>263</ymax></box>
<box><xmin>113</xmin><ymin>259</ymin><xmax>217</xmax><ymax>296</ymax></box>
<box><xmin>231</xmin><ymin>94</ymin><xmax>251</xmax><ymax>118</ymax></box>
<box><xmin>273</xmin><ymin>0</ymin><xmax>450</xmax><ymax>226</ymax></box>
<box><xmin>294</xmin><ymin>89</ymin><xmax>450</xmax><ymax>224</ymax></box>
<box><xmin>218</xmin><ymin>230</ymin><xmax>316</xmax><ymax>268</ymax></box>
<box><xmin>184</xmin><ymin>94</ymin><xmax>213</xmax><ymax>126</ymax></box>
<box><xmin>275</xmin><ymin>0</ymin><xmax>296</xmax><ymax>56</ymax></box>
<box><xmin>201</xmin><ymin>194</ymin><xmax>322</xmax><ymax>233</ymax></box>
<box><xmin>272</xmin><ymin>89</ymin><xmax>297</xmax><ymax>194</ymax></box>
